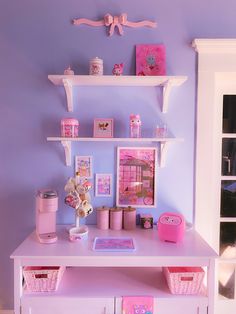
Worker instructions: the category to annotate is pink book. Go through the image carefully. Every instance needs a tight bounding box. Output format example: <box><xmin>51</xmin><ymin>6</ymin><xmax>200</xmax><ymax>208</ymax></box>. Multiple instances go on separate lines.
<box><xmin>136</xmin><ymin>44</ymin><xmax>166</xmax><ymax>76</ymax></box>
<box><xmin>122</xmin><ymin>296</ymin><xmax>153</xmax><ymax>314</ymax></box>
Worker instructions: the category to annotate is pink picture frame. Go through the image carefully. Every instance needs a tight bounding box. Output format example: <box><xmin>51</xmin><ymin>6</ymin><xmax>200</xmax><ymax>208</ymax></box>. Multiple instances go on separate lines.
<box><xmin>93</xmin><ymin>118</ymin><xmax>114</xmax><ymax>138</ymax></box>
<box><xmin>116</xmin><ymin>147</ymin><xmax>157</xmax><ymax>208</ymax></box>
<box><xmin>95</xmin><ymin>173</ymin><xmax>112</xmax><ymax>197</ymax></box>
<box><xmin>136</xmin><ymin>44</ymin><xmax>166</xmax><ymax>76</ymax></box>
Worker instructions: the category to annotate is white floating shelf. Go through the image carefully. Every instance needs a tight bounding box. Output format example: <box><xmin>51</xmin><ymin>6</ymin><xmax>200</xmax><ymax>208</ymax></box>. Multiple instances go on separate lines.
<box><xmin>48</xmin><ymin>75</ymin><xmax>187</xmax><ymax>113</ymax></box>
<box><xmin>47</xmin><ymin>136</ymin><xmax>183</xmax><ymax>167</ymax></box>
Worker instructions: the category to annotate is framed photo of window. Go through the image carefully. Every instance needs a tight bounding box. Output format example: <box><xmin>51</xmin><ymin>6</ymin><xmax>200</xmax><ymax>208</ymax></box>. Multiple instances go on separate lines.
<box><xmin>95</xmin><ymin>173</ymin><xmax>112</xmax><ymax>197</ymax></box>
<box><xmin>93</xmin><ymin>118</ymin><xmax>114</xmax><ymax>138</ymax></box>
<box><xmin>116</xmin><ymin>147</ymin><xmax>157</xmax><ymax>208</ymax></box>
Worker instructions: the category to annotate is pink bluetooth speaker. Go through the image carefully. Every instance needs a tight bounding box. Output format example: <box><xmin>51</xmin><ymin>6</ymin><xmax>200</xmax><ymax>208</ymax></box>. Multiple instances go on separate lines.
<box><xmin>157</xmin><ymin>212</ymin><xmax>185</xmax><ymax>243</ymax></box>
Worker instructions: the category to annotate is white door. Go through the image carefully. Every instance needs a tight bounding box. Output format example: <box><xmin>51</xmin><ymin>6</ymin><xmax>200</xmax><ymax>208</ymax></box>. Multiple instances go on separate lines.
<box><xmin>214</xmin><ymin>84</ymin><xmax>236</xmax><ymax>309</ymax></box>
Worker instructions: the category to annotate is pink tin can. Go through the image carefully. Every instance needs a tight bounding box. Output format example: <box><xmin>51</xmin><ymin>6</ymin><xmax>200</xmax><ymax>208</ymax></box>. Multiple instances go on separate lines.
<box><xmin>61</xmin><ymin>118</ymin><xmax>79</xmax><ymax>137</ymax></box>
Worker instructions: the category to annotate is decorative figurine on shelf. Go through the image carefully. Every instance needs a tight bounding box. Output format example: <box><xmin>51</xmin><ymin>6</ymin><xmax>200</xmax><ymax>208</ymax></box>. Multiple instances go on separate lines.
<box><xmin>130</xmin><ymin>114</ymin><xmax>142</xmax><ymax>138</ymax></box>
<box><xmin>112</xmin><ymin>63</ymin><xmax>124</xmax><ymax>76</ymax></box>
<box><xmin>64</xmin><ymin>173</ymin><xmax>93</xmax><ymax>241</ymax></box>
<box><xmin>64</xmin><ymin>66</ymin><xmax>75</xmax><ymax>75</ymax></box>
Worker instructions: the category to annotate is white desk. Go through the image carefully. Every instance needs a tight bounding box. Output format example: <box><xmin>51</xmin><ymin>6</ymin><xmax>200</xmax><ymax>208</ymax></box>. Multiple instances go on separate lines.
<box><xmin>11</xmin><ymin>225</ymin><xmax>217</xmax><ymax>314</ymax></box>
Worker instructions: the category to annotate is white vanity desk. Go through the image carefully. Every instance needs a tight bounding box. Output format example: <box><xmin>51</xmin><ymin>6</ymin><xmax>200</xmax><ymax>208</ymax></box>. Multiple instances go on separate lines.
<box><xmin>11</xmin><ymin>225</ymin><xmax>217</xmax><ymax>314</ymax></box>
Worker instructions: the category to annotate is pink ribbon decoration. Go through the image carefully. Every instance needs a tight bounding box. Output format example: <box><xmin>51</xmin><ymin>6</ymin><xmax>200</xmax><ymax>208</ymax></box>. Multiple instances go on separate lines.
<box><xmin>73</xmin><ymin>13</ymin><xmax>157</xmax><ymax>36</ymax></box>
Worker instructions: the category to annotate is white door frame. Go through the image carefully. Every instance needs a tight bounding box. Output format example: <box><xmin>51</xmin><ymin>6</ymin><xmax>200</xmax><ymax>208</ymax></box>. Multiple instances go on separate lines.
<box><xmin>193</xmin><ymin>39</ymin><xmax>236</xmax><ymax>314</ymax></box>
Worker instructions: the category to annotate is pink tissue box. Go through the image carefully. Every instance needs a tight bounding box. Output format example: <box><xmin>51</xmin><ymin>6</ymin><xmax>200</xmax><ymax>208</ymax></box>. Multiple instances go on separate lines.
<box><xmin>163</xmin><ymin>266</ymin><xmax>205</xmax><ymax>295</ymax></box>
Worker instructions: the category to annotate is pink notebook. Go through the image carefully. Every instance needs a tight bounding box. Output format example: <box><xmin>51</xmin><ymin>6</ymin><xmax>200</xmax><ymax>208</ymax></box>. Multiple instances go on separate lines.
<box><xmin>122</xmin><ymin>296</ymin><xmax>153</xmax><ymax>314</ymax></box>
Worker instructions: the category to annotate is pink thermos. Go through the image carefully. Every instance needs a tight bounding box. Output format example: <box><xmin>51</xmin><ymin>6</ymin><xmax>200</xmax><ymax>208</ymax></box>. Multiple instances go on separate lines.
<box><xmin>36</xmin><ymin>189</ymin><xmax>58</xmax><ymax>243</ymax></box>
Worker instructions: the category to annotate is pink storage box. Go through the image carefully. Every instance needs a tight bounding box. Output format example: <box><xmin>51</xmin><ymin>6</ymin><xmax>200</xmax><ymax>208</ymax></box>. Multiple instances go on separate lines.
<box><xmin>23</xmin><ymin>266</ymin><xmax>65</xmax><ymax>292</ymax></box>
<box><xmin>61</xmin><ymin>118</ymin><xmax>79</xmax><ymax>137</ymax></box>
<box><xmin>163</xmin><ymin>266</ymin><xmax>205</xmax><ymax>295</ymax></box>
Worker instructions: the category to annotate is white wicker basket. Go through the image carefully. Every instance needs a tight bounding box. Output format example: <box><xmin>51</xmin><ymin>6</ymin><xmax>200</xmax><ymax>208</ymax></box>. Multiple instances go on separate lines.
<box><xmin>163</xmin><ymin>266</ymin><xmax>205</xmax><ymax>295</ymax></box>
<box><xmin>23</xmin><ymin>266</ymin><xmax>65</xmax><ymax>292</ymax></box>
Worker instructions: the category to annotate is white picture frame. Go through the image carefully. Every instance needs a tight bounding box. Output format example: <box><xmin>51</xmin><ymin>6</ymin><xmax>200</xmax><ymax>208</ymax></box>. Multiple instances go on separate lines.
<box><xmin>116</xmin><ymin>147</ymin><xmax>157</xmax><ymax>208</ymax></box>
<box><xmin>93</xmin><ymin>118</ymin><xmax>114</xmax><ymax>138</ymax></box>
<box><xmin>75</xmin><ymin>155</ymin><xmax>93</xmax><ymax>178</ymax></box>
<box><xmin>95</xmin><ymin>173</ymin><xmax>112</xmax><ymax>197</ymax></box>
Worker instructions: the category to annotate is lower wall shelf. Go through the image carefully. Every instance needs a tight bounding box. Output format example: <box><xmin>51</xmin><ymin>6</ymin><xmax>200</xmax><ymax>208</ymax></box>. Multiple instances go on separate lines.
<box><xmin>47</xmin><ymin>137</ymin><xmax>183</xmax><ymax>167</ymax></box>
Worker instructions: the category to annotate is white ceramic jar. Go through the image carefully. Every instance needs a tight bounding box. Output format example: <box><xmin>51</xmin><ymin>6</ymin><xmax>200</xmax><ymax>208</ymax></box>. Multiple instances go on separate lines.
<box><xmin>89</xmin><ymin>57</ymin><xmax>103</xmax><ymax>75</ymax></box>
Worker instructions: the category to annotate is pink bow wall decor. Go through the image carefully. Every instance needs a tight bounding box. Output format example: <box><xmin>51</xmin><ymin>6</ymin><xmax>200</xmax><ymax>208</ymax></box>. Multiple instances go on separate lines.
<box><xmin>73</xmin><ymin>13</ymin><xmax>157</xmax><ymax>36</ymax></box>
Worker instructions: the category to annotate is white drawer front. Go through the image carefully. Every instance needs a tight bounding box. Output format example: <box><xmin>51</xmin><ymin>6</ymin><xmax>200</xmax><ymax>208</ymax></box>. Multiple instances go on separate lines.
<box><xmin>22</xmin><ymin>297</ymin><xmax>114</xmax><ymax>314</ymax></box>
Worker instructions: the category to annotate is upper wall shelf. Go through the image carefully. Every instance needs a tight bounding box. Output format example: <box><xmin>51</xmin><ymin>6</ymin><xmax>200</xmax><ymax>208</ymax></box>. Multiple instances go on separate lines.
<box><xmin>48</xmin><ymin>75</ymin><xmax>187</xmax><ymax>113</ymax></box>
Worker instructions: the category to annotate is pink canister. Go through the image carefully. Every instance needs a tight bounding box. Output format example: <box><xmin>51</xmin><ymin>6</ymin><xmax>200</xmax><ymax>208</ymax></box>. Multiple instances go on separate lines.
<box><xmin>61</xmin><ymin>118</ymin><xmax>79</xmax><ymax>137</ymax></box>
<box><xmin>123</xmin><ymin>206</ymin><xmax>136</xmax><ymax>230</ymax></box>
<box><xmin>97</xmin><ymin>206</ymin><xmax>110</xmax><ymax>230</ymax></box>
<box><xmin>110</xmin><ymin>207</ymin><xmax>123</xmax><ymax>230</ymax></box>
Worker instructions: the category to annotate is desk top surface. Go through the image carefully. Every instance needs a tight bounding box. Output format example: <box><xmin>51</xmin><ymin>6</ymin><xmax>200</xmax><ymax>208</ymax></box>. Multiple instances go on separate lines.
<box><xmin>11</xmin><ymin>225</ymin><xmax>217</xmax><ymax>266</ymax></box>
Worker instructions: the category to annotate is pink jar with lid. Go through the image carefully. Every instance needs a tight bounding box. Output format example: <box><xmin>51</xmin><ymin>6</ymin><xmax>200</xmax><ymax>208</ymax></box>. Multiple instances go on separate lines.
<box><xmin>61</xmin><ymin>118</ymin><xmax>79</xmax><ymax>137</ymax></box>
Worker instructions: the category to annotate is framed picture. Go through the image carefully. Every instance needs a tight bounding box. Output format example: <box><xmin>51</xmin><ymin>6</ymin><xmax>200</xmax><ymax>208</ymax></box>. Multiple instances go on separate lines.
<box><xmin>136</xmin><ymin>44</ymin><xmax>166</xmax><ymax>76</ymax></box>
<box><xmin>95</xmin><ymin>173</ymin><xmax>112</xmax><ymax>197</ymax></box>
<box><xmin>116</xmin><ymin>147</ymin><xmax>157</xmax><ymax>208</ymax></box>
<box><xmin>93</xmin><ymin>118</ymin><xmax>114</xmax><ymax>138</ymax></box>
<box><xmin>75</xmin><ymin>155</ymin><xmax>92</xmax><ymax>178</ymax></box>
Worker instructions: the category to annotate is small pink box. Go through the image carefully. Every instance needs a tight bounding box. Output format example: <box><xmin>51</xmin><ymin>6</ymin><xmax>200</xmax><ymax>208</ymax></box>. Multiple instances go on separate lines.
<box><xmin>61</xmin><ymin>118</ymin><xmax>79</xmax><ymax>137</ymax></box>
<box><xmin>163</xmin><ymin>266</ymin><xmax>205</xmax><ymax>295</ymax></box>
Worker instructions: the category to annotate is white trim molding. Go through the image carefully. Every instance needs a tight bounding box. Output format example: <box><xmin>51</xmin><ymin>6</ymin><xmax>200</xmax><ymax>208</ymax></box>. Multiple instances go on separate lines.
<box><xmin>193</xmin><ymin>38</ymin><xmax>236</xmax><ymax>54</ymax></box>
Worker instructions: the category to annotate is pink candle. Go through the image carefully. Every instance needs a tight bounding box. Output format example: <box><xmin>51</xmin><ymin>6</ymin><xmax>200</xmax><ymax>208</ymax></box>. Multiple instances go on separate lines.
<box><xmin>96</xmin><ymin>207</ymin><xmax>109</xmax><ymax>230</ymax></box>
<box><xmin>110</xmin><ymin>208</ymin><xmax>123</xmax><ymax>230</ymax></box>
<box><xmin>123</xmin><ymin>206</ymin><xmax>136</xmax><ymax>230</ymax></box>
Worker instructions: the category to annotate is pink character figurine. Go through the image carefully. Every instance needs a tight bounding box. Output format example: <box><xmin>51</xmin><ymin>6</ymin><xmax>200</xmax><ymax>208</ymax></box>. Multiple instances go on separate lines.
<box><xmin>130</xmin><ymin>114</ymin><xmax>141</xmax><ymax>138</ymax></box>
<box><xmin>112</xmin><ymin>63</ymin><xmax>124</xmax><ymax>76</ymax></box>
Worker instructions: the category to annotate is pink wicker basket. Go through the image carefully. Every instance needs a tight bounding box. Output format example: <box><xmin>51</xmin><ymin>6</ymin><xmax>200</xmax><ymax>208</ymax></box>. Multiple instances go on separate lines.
<box><xmin>23</xmin><ymin>266</ymin><xmax>65</xmax><ymax>292</ymax></box>
<box><xmin>163</xmin><ymin>266</ymin><xmax>205</xmax><ymax>295</ymax></box>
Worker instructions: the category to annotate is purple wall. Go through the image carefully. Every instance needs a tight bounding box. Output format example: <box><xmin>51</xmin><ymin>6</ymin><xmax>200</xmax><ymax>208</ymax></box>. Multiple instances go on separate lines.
<box><xmin>1</xmin><ymin>0</ymin><xmax>236</xmax><ymax>309</ymax></box>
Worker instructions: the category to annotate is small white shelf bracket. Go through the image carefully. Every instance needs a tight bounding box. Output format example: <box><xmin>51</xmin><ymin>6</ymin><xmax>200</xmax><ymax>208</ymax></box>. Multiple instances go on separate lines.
<box><xmin>62</xmin><ymin>79</ymin><xmax>73</xmax><ymax>112</ymax></box>
<box><xmin>61</xmin><ymin>140</ymin><xmax>72</xmax><ymax>166</ymax></box>
<box><xmin>162</xmin><ymin>80</ymin><xmax>173</xmax><ymax>113</ymax></box>
<box><xmin>159</xmin><ymin>141</ymin><xmax>171</xmax><ymax>167</ymax></box>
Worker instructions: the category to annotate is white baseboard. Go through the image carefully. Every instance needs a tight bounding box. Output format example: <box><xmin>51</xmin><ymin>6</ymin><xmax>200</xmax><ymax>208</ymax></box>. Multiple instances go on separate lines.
<box><xmin>0</xmin><ymin>310</ymin><xmax>14</xmax><ymax>314</ymax></box>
